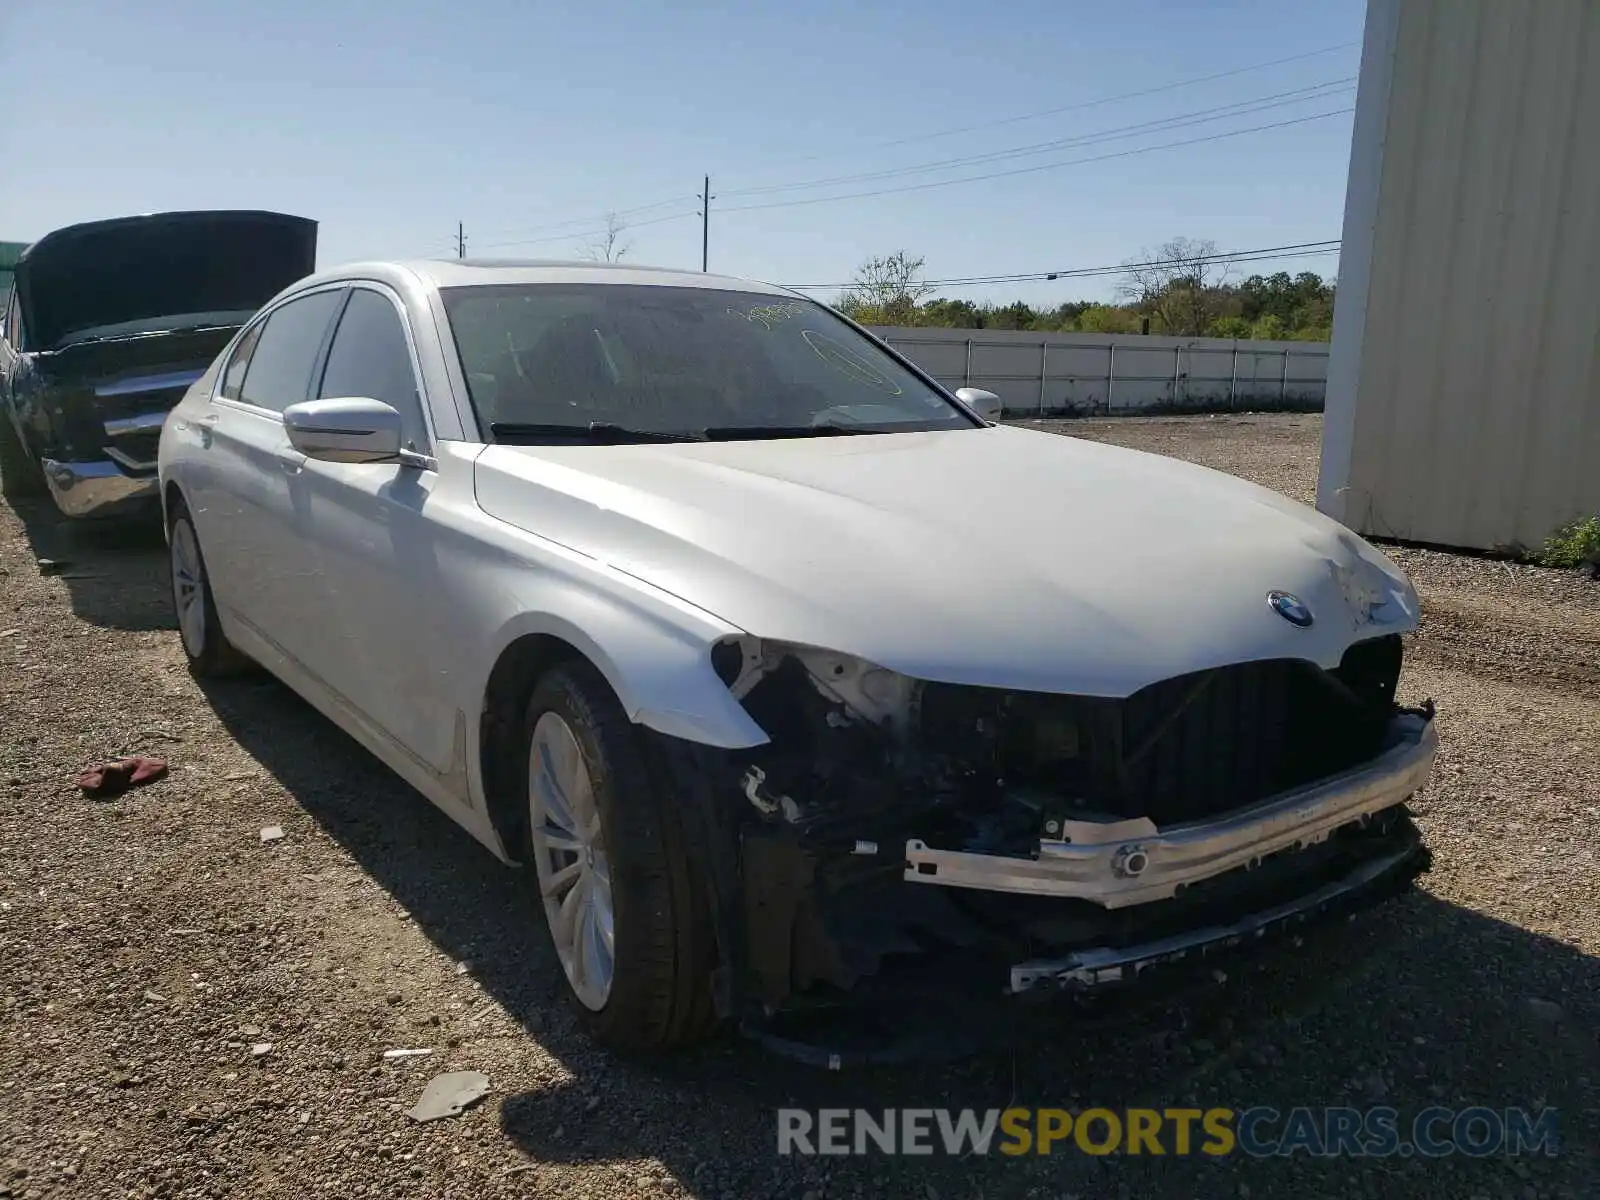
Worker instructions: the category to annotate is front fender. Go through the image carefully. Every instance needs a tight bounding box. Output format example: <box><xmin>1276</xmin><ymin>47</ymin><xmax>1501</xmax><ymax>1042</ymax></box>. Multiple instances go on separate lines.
<box><xmin>485</xmin><ymin>597</ymin><xmax>770</xmax><ymax>750</ymax></box>
<box><xmin>453</xmin><ymin>495</ymin><xmax>773</xmax><ymax>751</ymax></box>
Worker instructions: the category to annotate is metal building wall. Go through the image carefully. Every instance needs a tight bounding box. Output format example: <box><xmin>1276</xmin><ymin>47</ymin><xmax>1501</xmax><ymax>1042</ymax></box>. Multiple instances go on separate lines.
<box><xmin>1318</xmin><ymin>0</ymin><xmax>1600</xmax><ymax>551</ymax></box>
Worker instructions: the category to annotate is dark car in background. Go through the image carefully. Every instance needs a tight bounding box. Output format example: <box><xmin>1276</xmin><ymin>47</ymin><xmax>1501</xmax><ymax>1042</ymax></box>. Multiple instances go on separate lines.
<box><xmin>0</xmin><ymin>210</ymin><xmax>317</xmax><ymax>517</ymax></box>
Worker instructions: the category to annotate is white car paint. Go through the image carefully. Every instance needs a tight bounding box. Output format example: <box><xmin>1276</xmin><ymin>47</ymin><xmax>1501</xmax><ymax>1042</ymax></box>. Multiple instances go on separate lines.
<box><xmin>474</xmin><ymin>425</ymin><xmax>1417</xmax><ymax>698</ymax></box>
<box><xmin>159</xmin><ymin>259</ymin><xmax>1420</xmax><ymax>868</ymax></box>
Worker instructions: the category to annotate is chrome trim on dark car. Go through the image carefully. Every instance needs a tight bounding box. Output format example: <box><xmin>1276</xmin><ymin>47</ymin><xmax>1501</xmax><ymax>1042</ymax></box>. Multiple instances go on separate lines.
<box><xmin>104</xmin><ymin>445</ymin><xmax>159</xmax><ymax>473</ymax></box>
<box><xmin>103</xmin><ymin>410</ymin><xmax>171</xmax><ymax>435</ymax></box>
<box><xmin>40</xmin><ymin>457</ymin><xmax>160</xmax><ymax>518</ymax></box>
<box><xmin>94</xmin><ymin>369</ymin><xmax>205</xmax><ymax>398</ymax></box>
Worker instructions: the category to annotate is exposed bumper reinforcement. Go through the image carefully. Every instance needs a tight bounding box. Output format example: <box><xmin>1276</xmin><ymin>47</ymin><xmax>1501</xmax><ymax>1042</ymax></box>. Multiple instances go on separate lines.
<box><xmin>1007</xmin><ymin>838</ymin><xmax>1425</xmax><ymax>995</ymax></box>
<box><xmin>904</xmin><ymin>711</ymin><xmax>1437</xmax><ymax>909</ymax></box>
<box><xmin>40</xmin><ymin>457</ymin><xmax>160</xmax><ymax>518</ymax></box>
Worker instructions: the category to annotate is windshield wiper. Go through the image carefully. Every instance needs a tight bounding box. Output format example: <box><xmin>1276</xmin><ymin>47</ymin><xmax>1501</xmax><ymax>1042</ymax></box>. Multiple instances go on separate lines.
<box><xmin>491</xmin><ymin>420</ymin><xmax>891</xmax><ymax>445</ymax></box>
<box><xmin>490</xmin><ymin>421</ymin><xmax>707</xmax><ymax>444</ymax></box>
<box><xmin>701</xmin><ymin>423</ymin><xmax>877</xmax><ymax>441</ymax></box>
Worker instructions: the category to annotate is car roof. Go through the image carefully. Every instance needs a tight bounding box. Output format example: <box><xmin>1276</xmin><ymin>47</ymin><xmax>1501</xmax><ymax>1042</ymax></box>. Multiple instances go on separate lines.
<box><xmin>294</xmin><ymin>258</ymin><xmax>803</xmax><ymax>299</ymax></box>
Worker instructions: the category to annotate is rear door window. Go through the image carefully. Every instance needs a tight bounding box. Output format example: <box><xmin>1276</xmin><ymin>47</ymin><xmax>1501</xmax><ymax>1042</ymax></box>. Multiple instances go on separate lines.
<box><xmin>236</xmin><ymin>290</ymin><xmax>344</xmax><ymax>413</ymax></box>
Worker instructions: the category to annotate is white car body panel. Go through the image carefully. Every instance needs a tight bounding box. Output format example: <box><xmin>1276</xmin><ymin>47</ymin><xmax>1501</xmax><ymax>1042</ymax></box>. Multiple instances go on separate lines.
<box><xmin>159</xmin><ymin>258</ymin><xmax>1421</xmax><ymax>872</ymax></box>
<box><xmin>166</xmin><ymin>429</ymin><xmax>769</xmax><ymax>861</ymax></box>
<box><xmin>473</xmin><ymin>424</ymin><xmax>1417</xmax><ymax>698</ymax></box>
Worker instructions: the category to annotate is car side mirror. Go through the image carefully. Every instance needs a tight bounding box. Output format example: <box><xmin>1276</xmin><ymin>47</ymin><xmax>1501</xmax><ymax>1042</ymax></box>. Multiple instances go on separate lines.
<box><xmin>282</xmin><ymin>397</ymin><xmax>403</xmax><ymax>464</ymax></box>
<box><xmin>954</xmin><ymin>387</ymin><xmax>1003</xmax><ymax>422</ymax></box>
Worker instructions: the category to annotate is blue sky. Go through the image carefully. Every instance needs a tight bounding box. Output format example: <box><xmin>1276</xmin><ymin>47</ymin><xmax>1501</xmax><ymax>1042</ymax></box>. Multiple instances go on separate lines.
<box><xmin>0</xmin><ymin>0</ymin><xmax>1365</xmax><ymax>305</ymax></box>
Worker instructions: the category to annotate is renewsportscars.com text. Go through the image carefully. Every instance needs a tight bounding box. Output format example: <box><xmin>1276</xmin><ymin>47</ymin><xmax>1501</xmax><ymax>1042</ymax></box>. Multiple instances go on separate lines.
<box><xmin>776</xmin><ymin>1106</ymin><xmax>1559</xmax><ymax>1159</ymax></box>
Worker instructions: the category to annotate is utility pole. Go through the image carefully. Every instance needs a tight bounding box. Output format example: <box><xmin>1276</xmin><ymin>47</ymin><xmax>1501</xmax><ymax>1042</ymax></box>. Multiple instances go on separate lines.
<box><xmin>697</xmin><ymin>175</ymin><xmax>713</xmax><ymax>272</ymax></box>
<box><xmin>456</xmin><ymin>222</ymin><xmax>466</xmax><ymax>260</ymax></box>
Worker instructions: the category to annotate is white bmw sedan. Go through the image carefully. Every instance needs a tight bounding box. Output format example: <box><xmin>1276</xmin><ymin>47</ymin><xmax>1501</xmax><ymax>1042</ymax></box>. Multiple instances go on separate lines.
<box><xmin>159</xmin><ymin>260</ymin><xmax>1437</xmax><ymax>1056</ymax></box>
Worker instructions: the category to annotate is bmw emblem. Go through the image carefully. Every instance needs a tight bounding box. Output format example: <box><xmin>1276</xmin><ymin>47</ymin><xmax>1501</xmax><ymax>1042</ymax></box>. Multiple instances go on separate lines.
<box><xmin>1267</xmin><ymin>590</ymin><xmax>1314</xmax><ymax>628</ymax></box>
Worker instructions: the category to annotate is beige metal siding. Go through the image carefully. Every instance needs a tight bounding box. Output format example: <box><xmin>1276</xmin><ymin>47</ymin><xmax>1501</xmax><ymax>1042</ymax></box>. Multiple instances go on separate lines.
<box><xmin>1319</xmin><ymin>0</ymin><xmax>1600</xmax><ymax>551</ymax></box>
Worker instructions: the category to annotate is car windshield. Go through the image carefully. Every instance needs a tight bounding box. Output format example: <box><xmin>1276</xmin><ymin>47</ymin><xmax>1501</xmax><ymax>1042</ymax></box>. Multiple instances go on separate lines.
<box><xmin>439</xmin><ymin>283</ymin><xmax>979</xmax><ymax>441</ymax></box>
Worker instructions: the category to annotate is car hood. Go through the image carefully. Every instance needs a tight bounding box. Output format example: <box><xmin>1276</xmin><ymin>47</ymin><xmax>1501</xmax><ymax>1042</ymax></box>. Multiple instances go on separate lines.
<box><xmin>15</xmin><ymin>210</ymin><xmax>317</xmax><ymax>350</ymax></box>
<box><xmin>473</xmin><ymin>425</ymin><xmax>1419</xmax><ymax>696</ymax></box>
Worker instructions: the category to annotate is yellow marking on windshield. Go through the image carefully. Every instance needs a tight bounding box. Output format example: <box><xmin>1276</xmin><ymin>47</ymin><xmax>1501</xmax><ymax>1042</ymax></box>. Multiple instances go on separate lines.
<box><xmin>727</xmin><ymin>300</ymin><xmax>809</xmax><ymax>331</ymax></box>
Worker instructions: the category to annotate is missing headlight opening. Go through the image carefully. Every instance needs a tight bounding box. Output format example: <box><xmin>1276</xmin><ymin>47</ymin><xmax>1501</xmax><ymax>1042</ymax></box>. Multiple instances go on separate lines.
<box><xmin>707</xmin><ymin>636</ymin><xmax>1434</xmax><ymax>1044</ymax></box>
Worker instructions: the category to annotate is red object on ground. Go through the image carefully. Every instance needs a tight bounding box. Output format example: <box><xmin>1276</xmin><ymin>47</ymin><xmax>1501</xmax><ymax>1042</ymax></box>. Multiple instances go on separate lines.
<box><xmin>76</xmin><ymin>755</ymin><xmax>169</xmax><ymax>798</ymax></box>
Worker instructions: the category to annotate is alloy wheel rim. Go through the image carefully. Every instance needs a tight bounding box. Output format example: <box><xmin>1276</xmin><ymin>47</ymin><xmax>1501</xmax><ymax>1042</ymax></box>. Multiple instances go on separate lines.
<box><xmin>171</xmin><ymin>521</ymin><xmax>207</xmax><ymax>658</ymax></box>
<box><xmin>527</xmin><ymin>711</ymin><xmax>615</xmax><ymax>1010</ymax></box>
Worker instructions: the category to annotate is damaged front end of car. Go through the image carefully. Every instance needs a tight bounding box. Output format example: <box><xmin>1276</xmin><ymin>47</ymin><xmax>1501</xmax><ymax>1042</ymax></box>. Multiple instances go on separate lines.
<box><xmin>667</xmin><ymin>634</ymin><xmax>1436</xmax><ymax>1065</ymax></box>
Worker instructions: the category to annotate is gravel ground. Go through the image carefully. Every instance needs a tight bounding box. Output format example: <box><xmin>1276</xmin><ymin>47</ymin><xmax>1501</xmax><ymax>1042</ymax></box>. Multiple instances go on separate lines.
<box><xmin>2</xmin><ymin>412</ymin><xmax>1597</xmax><ymax>1199</ymax></box>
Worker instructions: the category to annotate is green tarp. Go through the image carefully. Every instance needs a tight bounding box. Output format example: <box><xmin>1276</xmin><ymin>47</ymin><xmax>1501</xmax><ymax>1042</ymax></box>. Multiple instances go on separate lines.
<box><xmin>0</xmin><ymin>241</ymin><xmax>28</xmax><ymax>305</ymax></box>
<box><xmin>0</xmin><ymin>240</ymin><xmax>28</xmax><ymax>299</ymax></box>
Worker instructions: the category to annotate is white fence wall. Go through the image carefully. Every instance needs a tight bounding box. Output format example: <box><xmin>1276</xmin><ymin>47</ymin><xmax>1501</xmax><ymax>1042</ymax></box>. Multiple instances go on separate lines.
<box><xmin>865</xmin><ymin>326</ymin><xmax>1330</xmax><ymax>417</ymax></box>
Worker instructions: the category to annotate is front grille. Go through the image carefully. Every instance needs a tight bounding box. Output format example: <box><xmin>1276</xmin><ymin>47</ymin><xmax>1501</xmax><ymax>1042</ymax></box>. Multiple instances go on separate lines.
<box><xmin>98</xmin><ymin>389</ymin><xmax>187</xmax><ymax>472</ymax></box>
<box><xmin>1102</xmin><ymin>659</ymin><xmax>1294</xmax><ymax>823</ymax></box>
<box><xmin>918</xmin><ymin>636</ymin><xmax>1405</xmax><ymax>827</ymax></box>
<box><xmin>104</xmin><ymin>428</ymin><xmax>161</xmax><ymax>472</ymax></box>
<box><xmin>96</xmin><ymin>385</ymin><xmax>190</xmax><ymax>425</ymax></box>
<box><xmin>1098</xmin><ymin>644</ymin><xmax>1397</xmax><ymax>823</ymax></box>
<box><xmin>53</xmin><ymin>386</ymin><xmax>187</xmax><ymax>463</ymax></box>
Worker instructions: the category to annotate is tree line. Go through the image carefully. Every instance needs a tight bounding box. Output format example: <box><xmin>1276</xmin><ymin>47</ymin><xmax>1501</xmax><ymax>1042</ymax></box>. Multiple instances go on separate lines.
<box><xmin>832</xmin><ymin>239</ymin><xmax>1337</xmax><ymax>341</ymax></box>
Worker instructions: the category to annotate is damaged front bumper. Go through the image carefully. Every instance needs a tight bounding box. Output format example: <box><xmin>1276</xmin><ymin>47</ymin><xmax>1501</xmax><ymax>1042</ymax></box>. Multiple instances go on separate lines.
<box><xmin>40</xmin><ymin>456</ymin><xmax>160</xmax><ymax>518</ymax></box>
<box><xmin>1006</xmin><ymin>835</ymin><xmax>1425</xmax><ymax>996</ymax></box>
<box><xmin>902</xmin><ymin>710</ymin><xmax>1437</xmax><ymax>909</ymax></box>
<box><xmin>715</xmin><ymin>645</ymin><xmax>1439</xmax><ymax>1062</ymax></box>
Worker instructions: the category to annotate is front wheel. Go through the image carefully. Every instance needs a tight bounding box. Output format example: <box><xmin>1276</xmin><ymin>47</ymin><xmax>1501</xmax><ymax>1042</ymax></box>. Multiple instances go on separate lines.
<box><xmin>518</xmin><ymin>662</ymin><xmax>718</xmax><ymax>1052</ymax></box>
<box><xmin>168</xmin><ymin>504</ymin><xmax>250</xmax><ymax>677</ymax></box>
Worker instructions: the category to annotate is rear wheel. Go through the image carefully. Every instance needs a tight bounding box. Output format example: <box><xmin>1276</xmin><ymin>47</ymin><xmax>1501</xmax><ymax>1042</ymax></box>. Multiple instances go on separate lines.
<box><xmin>0</xmin><ymin>414</ymin><xmax>46</xmax><ymax>498</ymax></box>
<box><xmin>168</xmin><ymin>503</ymin><xmax>250</xmax><ymax>677</ymax></box>
<box><xmin>519</xmin><ymin>662</ymin><xmax>718</xmax><ymax>1051</ymax></box>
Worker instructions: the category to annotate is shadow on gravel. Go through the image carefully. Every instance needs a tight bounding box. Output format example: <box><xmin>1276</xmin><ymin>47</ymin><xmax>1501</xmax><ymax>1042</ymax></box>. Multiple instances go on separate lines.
<box><xmin>7</xmin><ymin>495</ymin><xmax>171</xmax><ymax>631</ymax></box>
<box><xmin>196</xmin><ymin>671</ymin><xmax>1598</xmax><ymax>1200</ymax></box>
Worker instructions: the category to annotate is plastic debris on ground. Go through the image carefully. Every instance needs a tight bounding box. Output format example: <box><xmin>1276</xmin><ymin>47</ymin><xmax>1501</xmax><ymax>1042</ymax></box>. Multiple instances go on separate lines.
<box><xmin>407</xmin><ymin>1071</ymin><xmax>491</xmax><ymax>1123</ymax></box>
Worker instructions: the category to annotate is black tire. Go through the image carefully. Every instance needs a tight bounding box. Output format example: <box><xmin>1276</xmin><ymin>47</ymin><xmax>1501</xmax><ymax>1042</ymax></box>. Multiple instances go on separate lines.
<box><xmin>167</xmin><ymin>500</ymin><xmax>251</xmax><ymax>678</ymax></box>
<box><xmin>0</xmin><ymin>413</ymin><xmax>46</xmax><ymax>498</ymax></box>
<box><xmin>518</xmin><ymin>661</ymin><xmax>719</xmax><ymax>1052</ymax></box>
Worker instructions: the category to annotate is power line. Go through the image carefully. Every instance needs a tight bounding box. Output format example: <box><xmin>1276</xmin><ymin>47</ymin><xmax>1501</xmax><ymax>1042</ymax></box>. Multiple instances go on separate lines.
<box><xmin>785</xmin><ymin>245</ymin><xmax>1341</xmax><ymax>292</ymax></box>
<box><xmin>476</xmin><ymin>207</ymin><xmax>700</xmax><ymax>251</ymax></box>
<box><xmin>779</xmin><ymin>239</ymin><xmax>1343</xmax><ymax>292</ymax></box>
<box><xmin>447</xmin><ymin>106</ymin><xmax>1350</xmax><ymax>257</ymax></box>
<box><xmin>741</xmin><ymin>41</ymin><xmax>1358</xmax><ymax>173</ymax></box>
<box><xmin>719</xmin><ymin>108</ymin><xmax>1355</xmax><ymax>215</ymax></box>
<box><xmin>471</xmin><ymin>194</ymin><xmax>699</xmax><ymax>246</ymax></box>
<box><xmin>447</xmin><ymin>41</ymin><xmax>1359</xmax><ymax>254</ymax></box>
<box><xmin>719</xmin><ymin>78</ymin><xmax>1355</xmax><ymax>199</ymax></box>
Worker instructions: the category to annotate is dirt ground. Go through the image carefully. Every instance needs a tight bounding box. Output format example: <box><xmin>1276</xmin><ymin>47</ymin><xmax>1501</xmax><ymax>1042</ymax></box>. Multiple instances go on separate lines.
<box><xmin>2</xmin><ymin>413</ymin><xmax>1596</xmax><ymax>1199</ymax></box>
